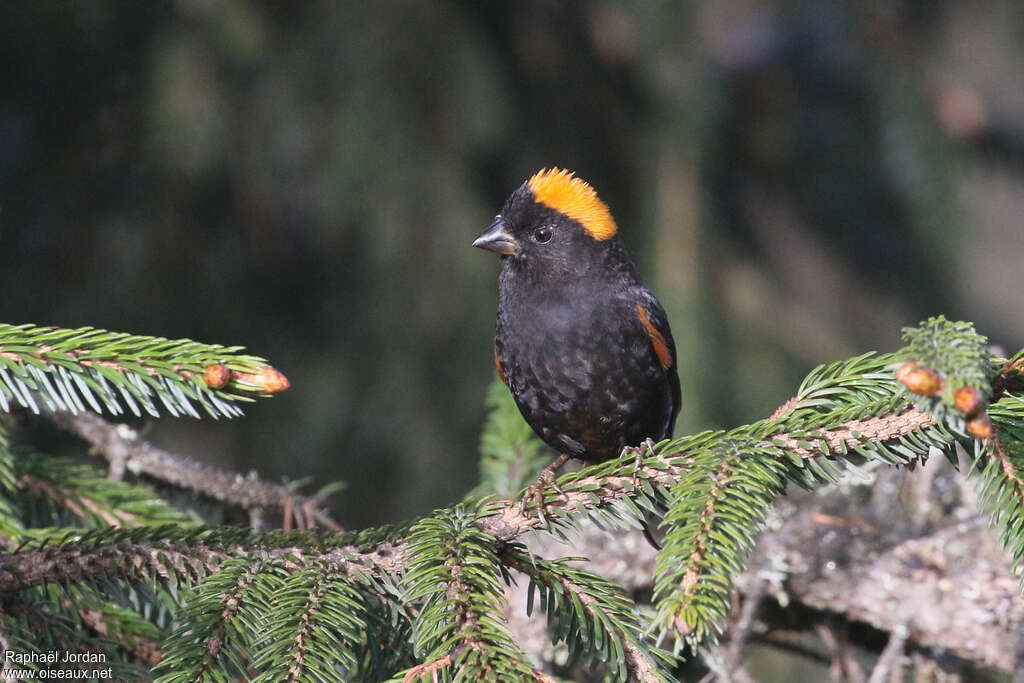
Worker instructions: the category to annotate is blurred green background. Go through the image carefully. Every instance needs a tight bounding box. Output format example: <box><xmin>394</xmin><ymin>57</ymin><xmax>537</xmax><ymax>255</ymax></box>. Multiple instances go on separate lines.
<box><xmin>2</xmin><ymin>0</ymin><xmax>1022</xmax><ymax>533</ymax></box>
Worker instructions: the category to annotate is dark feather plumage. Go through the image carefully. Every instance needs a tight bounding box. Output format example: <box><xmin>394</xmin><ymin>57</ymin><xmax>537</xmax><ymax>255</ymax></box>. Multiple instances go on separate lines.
<box><xmin>477</xmin><ymin>170</ymin><xmax>680</xmax><ymax>465</ymax></box>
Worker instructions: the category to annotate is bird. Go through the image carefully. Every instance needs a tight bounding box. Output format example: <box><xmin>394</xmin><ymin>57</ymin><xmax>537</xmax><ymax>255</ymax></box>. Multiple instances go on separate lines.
<box><xmin>473</xmin><ymin>168</ymin><xmax>680</xmax><ymax>524</ymax></box>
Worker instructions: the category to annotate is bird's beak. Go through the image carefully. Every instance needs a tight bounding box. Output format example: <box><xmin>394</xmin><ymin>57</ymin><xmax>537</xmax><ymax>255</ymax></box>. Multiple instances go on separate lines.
<box><xmin>473</xmin><ymin>219</ymin><xmax>519</xmax><ymax>255</ymax></box>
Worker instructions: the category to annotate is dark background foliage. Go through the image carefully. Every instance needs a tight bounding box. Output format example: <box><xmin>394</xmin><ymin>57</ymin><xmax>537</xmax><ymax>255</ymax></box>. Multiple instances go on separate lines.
<box><xmin>1</xmin><ymin>0</ymin><xmax>1022</xmax><ymax>534</ymax></box>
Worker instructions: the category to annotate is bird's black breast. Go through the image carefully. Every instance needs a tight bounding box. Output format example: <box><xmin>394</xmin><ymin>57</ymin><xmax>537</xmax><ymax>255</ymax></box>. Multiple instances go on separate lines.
<box><xmin>495</xmin><ymin>268</ymin><xmax>678</xmax><ymax>462</ymax></box>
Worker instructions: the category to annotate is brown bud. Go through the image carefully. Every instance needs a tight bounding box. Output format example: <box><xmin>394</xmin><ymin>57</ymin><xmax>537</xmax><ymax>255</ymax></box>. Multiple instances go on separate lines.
<box><xmin>896</xmin><ymin>361</ymin><xmax>917</xmax><ymax>384</ymax></box>
<box><xmin>674</xmin><ymin>615</ymin><xmax>694</xmax><ymax>636</ymax></box>
<box><xmin>231</xmin><ymin>366</ymin><xmax>291</xmax><ymax>395</ymax></box>
<box><xmin>897</xmin><ymin>363</ymin><xmax>944</xmax><ymax>396</ymax></box>
<box><xmin>966</xmin><ymin>412</ymin><xmax>994</xmax><ymax>439</ymax></box>
<box><xmin>202</xmin><ymin>363</ymin><xmax>231</xmax><ymax>389</ymax></box>
<box><xmin>953</xmin><ymin>386</ymin><xmax>984</xmax><ymax>416</ymax></box>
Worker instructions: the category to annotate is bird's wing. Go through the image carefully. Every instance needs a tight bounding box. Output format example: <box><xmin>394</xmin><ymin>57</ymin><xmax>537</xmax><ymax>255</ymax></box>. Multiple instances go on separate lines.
<box><xmin>493</xmin><ymin>344</ymin><xmax>508</xmax><ymax>386</ymax></box>
<box><xmin>631</xmin><ymin>289</ymin><xmax>676</xmax><ymax>369</ymax></box>
<box><xmin>631</xmin><ymin>288</ymin><xmax>682</xmax><ymax>438</ymax></box>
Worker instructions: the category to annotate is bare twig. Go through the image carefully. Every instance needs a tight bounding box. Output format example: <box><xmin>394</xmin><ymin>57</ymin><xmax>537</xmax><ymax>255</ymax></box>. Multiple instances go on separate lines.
<box><xmin>723</xmin><ymin>579</ymin><xmax>764</xmax><ymax>678</ymax></box>
<box><xmin>402</xmin><ymin>654</ymin><xmax>453</xmax><ymax>683</ymax></box>
<box><xmin>867</xmin><ymin>627</ymin><xmax>906</xmax><ymax>683</ymax></box>
<box><xmin>47</xmin><ymin>411</ymin><xmax>338</xmax><ymax>528</ymax></box>
<box><xmin>815</xmin><ymin>622</ymin><xmax>866</xmax><ymax>683</ymax></box>
<box><xmin>248</xmin><ymin>506</ymin><xmax>264</xmax><ymax>532</ymax></box>
<box><xmin>747</xmin><ymin>635</ymin><xmax>833</xmax><ymax>666</ymax></box>
<box><xmin>1016</xmin><ymin>620</ymin><xmax>1024</xmax><ymax>683</ymax></box>
<box><xmin>910</xmin><ymin>653</ymin><xmax>964</xmax><ymax>683</ymax></box>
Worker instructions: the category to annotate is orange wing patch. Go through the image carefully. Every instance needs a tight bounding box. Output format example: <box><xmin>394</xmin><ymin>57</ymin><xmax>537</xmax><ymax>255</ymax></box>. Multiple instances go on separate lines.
<box><xmin>636</xmin><ymin>304</ymin><xmax>673</xmax><ymax>369</ymax></box>
<box><xmin>494</xmin><ymin>348</ymin><xmax>508</xmax><ymax>385</ymax></box>
<box><xmin>527</xmin><ymin>168</ymin><xmax>618</xmax><ymax>241</ymax></box>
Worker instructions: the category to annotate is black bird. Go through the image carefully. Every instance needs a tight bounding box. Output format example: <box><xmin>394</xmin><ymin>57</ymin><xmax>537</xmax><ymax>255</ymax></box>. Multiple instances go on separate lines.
<box><xmin>474</xmin><ymin>168</ymin><xmax>680</xmax><ymax>519</ymax></box>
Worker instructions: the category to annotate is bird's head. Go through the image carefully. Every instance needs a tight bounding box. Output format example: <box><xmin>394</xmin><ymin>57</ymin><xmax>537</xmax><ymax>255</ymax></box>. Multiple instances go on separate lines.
<box><xmin>473</xmin><ymin>168</ymin><xmax>620</xmax><ymax>276</ymax></box>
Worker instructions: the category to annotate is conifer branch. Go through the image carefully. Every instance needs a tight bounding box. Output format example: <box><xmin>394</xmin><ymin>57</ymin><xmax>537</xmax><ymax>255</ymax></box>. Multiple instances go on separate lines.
<box><xmin>0</xmin><ymin>386</ymin><xmax>988</xmax><ymax>600</ymax></box>
<box><xmin>475</xmin><ymin>405</ymin><xmax>940</xmax><ymax>543</ymax></box>
<box><xmin>972</xmin><ymin>403</ymin><xmax>1024</xmax><ymax>563</ymax></box>
<box><xmin>991</xmin><ymin>356</ymin><xmax>1024</xmax><ymax>402</ymax></box>
<box><xmin>7</xmin><ymin>450</ymin><xmax>189</xmax><ymax>536</ymax></box>
<box><xmin>653</xmin><ymin>443</ymin><xmax>791</xmax><ymax>643</ymax></box>
<box><xmin>0</xmin><ymin>424</ymin><xmax>26</xmax><ymax>547</ymax></box>
<box><xmin>74</xmin><ymin>596</ymin><xmax>164</xmax><ymax>667</ymax></box>
<box><xmin>1</xmin><ymin>318</ymin><xmax>1021</xmax><ymax>679</ymax></box>
<box><xmin>0</xmin><ymin>393</ymin><xmax>982</xmax><ymax>595</ymax></box>
<box><xmin>399</xmin><ymin>505</ymin><xmax>541</xmax><ymax>682</ymax></box>
<box><xmin>990</xmin><ymin>437</ymin><xmax>1024</xmax><ymax>509</ymax></box>
<box><xmin>284</xmin><ymin>569</ymin><xmax>331</xmax><ymax>681</ymax></box>
<box><xmin>773</xmin><ymin>407</ymin><xmax>935</xmax><ymax>458</ymax></box>
<box><xmin>0</xmin><ymin>323</ymin><xmax>286</xmax><ymax>419</ymax></box>
<box><xmin>246</xmin><ymin>560</ymin><xmax>369</xmax><ymax>681</ymax></box>
<box><xmin>18</xmin><ymin>473</ymin><xmax>137</xmax><ymax>527</ymax></box>
<box><xmin>48</xmin><ymin>410</ymin><xmax>336</xmax><ymax>528</ymax></box>
<box><xmin>155</xmin><ymin>558</ymin><xmax>276</xmax><ymax>681</ymax></box>
<box><xmin>503</xmin><ymin>549</ymin><xmax>671</xmax><ymax>682</ymax></box>
<box><xmin>0</xmin><ymin>535</ymin><xmax>223</xmax><ymax>593</ymax></box>
<box><xmin>0</xmin><ymin>598</ymin><xmax>87</xmax><ymax>666</ymax></box>
<box><xmin>0</xmin><ymin>524</ymin><xmax>404</xmax><ymax>594</ymax></box>
<box><xmin>7</xmin><ymin>324</ymin><xmax>1007</xmax><ymax>597</ymax></box>
<box><xmin>664</xmin><ymin>458</ymin><xmax>734</xmax><ymax>638</ymax></box>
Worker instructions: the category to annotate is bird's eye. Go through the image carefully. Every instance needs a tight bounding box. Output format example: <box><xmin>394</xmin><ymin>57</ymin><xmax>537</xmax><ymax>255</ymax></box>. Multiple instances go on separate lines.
<box><xmin>533</xmin><ymin>227</ymin><xmax>553</xmax><ymax>243</ymax></box>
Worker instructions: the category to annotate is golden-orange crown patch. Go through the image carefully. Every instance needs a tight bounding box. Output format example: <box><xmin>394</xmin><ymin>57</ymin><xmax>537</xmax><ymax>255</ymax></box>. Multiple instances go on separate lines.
<box><xmin>527</xmin><ymin>168</ymin><xmax>618</xmax><ymax>241</ymax></box>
